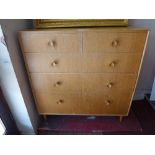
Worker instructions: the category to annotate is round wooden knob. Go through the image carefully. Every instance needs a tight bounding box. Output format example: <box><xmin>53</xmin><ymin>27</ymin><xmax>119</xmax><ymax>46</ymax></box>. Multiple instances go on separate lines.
<box><xmin>54</xmin><ymin>81</ymin><xmax>62</xmax><ymax>87</ymax></box>
<box><xmin>56</xmin><ymin>99</ymin><xmax>64</xmax><ymax>105</ymax></box>
<box><xmin>105</xmin><ymin>100</ymin><xmax>111</xmax><ymax>106</ymax></box>
<box><xmin>48</xmin><ymin>41</ymin><xmax>54</xmax><ymax>47</ymax></box>
<box><xmin>51</xmin><ymin>60</ymin><xmax>58</xmax><ymax>67</ymax></box>
<box><xmin>109</xmin><ymin>61</ymin><xmax>116</xmax><ymax>67</ymax></box>
<box><xmin>112</xmin><ymin>40</ymin><xmax>119</xmax><ymax>47</ymax></box>
<box><xmin>107</xmin><ymin>83</ymin><xmax>113</xmax><ymax>88</ymax></box>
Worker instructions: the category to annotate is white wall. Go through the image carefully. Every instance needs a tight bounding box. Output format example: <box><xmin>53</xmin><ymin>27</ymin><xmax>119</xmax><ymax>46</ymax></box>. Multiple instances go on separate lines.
<box><xmin>0</xmin><ymin>19</ymin><xmax>39</xmax><ymax>134</ymax></box>
<box><xmin>129</xmin><ymin>19</ymin><xmax>155</xmax><ymax>99</ymax></box>
<box><xmin>0</xmin><ymin>26</ymin><xmax>34</xmax><ymax>134</ymax></box>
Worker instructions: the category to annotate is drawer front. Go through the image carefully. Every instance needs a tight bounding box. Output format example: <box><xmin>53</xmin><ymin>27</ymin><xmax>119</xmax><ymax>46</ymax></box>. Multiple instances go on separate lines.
<box><xmin>83</xmin><ymin>32</ymin><xmax>147</xmax><ymax>53</ymax></box>
<box><xmin>35</xmin><ymin>93</ymin><xmax>86</xmax><ymax>114</ymax></box>
<box><xmin>34</xmin><ymin>92</ymin><xmax>131</xmax><ymax>115</ymax></box>
<box><xmin>25</xmin><ymin>53</ymin><xmax>82</xmax><ymax>73</ymax></box>
<box><xmin>30</xmin><ymin>73</ymin><xmax>136</xmax><ymax>94</ymax></box>
<box><xmin>30</xmin><ymin>73</ymin><xmax>82</xmax><ymax>93</ymax></box>
<box><xmin>82</xmin><ymin>53</ymin><xmax>142</xmax><ymax>73</ymax></box>
<box><xmin>19</xmin><ymin>32</ymin><xmax>81</xmax><ymax>53</ymax></box>
<box><xmin>83</xmin><ymin>92</ymin><xmax>132</xmax><ymax>115</ymax></box>
<box><xmin>26</xmin><ymin>53</ymin><xmax>141</xmax><ymax>73</ymax></box>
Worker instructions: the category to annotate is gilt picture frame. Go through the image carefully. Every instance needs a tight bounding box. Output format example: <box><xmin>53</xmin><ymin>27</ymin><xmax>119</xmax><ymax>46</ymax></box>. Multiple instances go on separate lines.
<box><xmin>34</xmin><ymin>19</ymin><xmax>128</xmax><ymax>29</ymax></box>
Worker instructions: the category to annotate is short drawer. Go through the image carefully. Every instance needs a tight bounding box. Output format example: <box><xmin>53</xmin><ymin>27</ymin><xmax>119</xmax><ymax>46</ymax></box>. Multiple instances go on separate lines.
<box><xmin>18</xmin><ymin>31</ymin><xmax>81</xmax><ymax>53</ymax></box>
<box><xmin>83</xmin><ymin>32</ymin><xmax>147</xmax><ymax>53</ymax></box>
<box><xmin>82</xmin><ymin>53</ymin><xmax>142</xmax><ymax>73</ymax></box>
<box><xmin>25</xmin><ymin>53</ymin><xmax>82</xmax><ymax>73</ymax></box>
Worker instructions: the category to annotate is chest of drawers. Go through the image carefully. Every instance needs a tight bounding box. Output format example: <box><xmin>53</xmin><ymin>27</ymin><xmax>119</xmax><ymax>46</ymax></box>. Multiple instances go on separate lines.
<box><xmin>18</xmin><ymin>28</ymin><xmax>149</xmax><ymax>120</ymax></box>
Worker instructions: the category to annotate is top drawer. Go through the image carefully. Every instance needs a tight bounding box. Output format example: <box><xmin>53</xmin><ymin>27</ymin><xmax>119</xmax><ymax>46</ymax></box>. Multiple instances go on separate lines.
<box><xmin>83</xmin><ymin>32</ymin><xmax>147</xmax><ymax>53</ymax></box>
<box><xmin>18</xmin><ymin>31</ymin><xmax>81</xmax><ymax>53</ymax></box>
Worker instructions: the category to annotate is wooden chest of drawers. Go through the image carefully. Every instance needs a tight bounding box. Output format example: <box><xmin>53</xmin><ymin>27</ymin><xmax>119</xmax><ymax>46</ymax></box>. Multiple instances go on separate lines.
<box><xmin>18</xmin><ymin>28</ymin><xmax>149</xmax><ymax>119</ymax></box>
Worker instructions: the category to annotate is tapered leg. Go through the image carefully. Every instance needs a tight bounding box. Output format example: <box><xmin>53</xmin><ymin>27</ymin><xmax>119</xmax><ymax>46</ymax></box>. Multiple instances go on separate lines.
<box><xmin>43</xmin><ymin>115</ymin><xmax>47</xmax><ymax>121</ymax></box>
<box><xmin>119</xmin><ymin>116</ymin><xmax>123</xmax><ymax>122</ymax></box>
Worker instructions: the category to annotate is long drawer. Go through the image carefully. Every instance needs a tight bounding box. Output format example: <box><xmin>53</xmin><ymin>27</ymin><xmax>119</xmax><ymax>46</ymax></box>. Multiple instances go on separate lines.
<box><xmin>18</xmin><ymin>31</ymin><xmax>81</xmax><ymax>53</ymax></box>
<box><xmin>30</xmin><ymin>73</ymin><xmax>136</xmax><ymax>94</ymax></box>
<box><xmin>34</xmin><ymin>92</ymin><xmax>132</xmax><ymax>115</ymax></box>
<box><xmin>83</xmin><ymin>32</ymin><xmax>147</xmax><ymax>53</ymax></box>
<box><xmin>25</xmin><ymin>53</ymin><xmax>142</xmax><ymax>73</ymax></box>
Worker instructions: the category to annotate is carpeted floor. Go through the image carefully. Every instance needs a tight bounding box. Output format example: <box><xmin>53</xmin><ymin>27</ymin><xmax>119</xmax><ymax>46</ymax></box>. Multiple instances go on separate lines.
<box><xmin>38</xmin><ymin>99</ymin><xmax>155</xmax><ymax>135</ymax></box>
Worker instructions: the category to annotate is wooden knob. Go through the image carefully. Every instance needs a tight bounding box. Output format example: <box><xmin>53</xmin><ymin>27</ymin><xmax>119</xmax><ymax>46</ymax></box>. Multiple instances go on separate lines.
<box><xmin>109</xmin><ymin>61</ymin><xmax>116</xmax><ymax>67</ymax></box>
<box><xmin>48</xmin><ymin>41</ymin><xmax>54</xmax><ymax>47</ymax></box>
<box><xmin>56</xmin><ymin>99</ymin><xmax>64</xmax><ymax>105</ymax></box>
<box><xmin>112</xmin><ymin>40</ymin><xmax>119</xmax><ymax>47</ymax></box>
<box><xmin>54</xmin><ymin>81</ymin><xmax>62</xmax><ymax>87</ymax></box>
<box><xmin>107</xmin><ymin>82</ymin><xmax>113</xmax><ymax>88</ymax></box>
<box><xmin>105</xmin><ymin>100</ymin><xmax>111</xmax><ymax>106</ymax></box>
<box><xmin>51</xmin><ymin>60</ymin><xmax>58</xmax><ymax>67</ymax></box>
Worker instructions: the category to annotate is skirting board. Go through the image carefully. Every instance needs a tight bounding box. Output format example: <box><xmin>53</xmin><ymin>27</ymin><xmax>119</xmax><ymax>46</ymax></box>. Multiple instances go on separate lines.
<box><xmin>133</xmin><ymin>89</ymin><xmax>151</xmax><ymax>100</ymax></box>
<box><xmin>145</xmin><ymin>94</ymin><xmax>155</xmax><ymax>110</ymax></box>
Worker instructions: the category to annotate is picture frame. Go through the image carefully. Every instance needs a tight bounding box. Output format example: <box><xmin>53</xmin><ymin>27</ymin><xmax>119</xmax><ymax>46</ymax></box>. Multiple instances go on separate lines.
<box><xmin>34</xmin><ymin>19</ymin><xmax>128</xmax><ymax>29</ymax></box>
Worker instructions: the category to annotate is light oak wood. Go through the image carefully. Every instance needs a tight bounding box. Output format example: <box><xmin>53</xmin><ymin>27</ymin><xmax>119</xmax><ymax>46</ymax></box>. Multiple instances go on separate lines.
<box><xmin>119</xmin><ymin>116</ymin><xmax>123</xmax><ymax>122</ymax></box>
<box><xmin>35</xmin><ymin>93</ymin><xmax>83</xmax><ymax>114</ymax></box>
<box><xmin>43</xmin><ymin>115</ymin><xmax>47</xmax><ymax>121</ymax></box>
<box><xmin>30</xmin><ymin>73</ymin><xmax>82</xmax><ymax>93</ymax></box>
<box><xmin>30</xmin><ymin>73</ymin><xmax>136</xmax><ymax>94</ymax></box>
<box><xmin>34</xmin><ymin>92</ymin><xmax>132</xmax><ymax>115</ymax></box>
<box><xmin>18</xmin><ymin>28</ymin><xmax>149</xmax><ymax>117</ymax></box>
<box><xmin>82</xmin><ymin>73</ymin><xmax>136</xmax><ymax>93</ymax></box>
<box><xmin>82</xmin><ymin>53</ymin><xmax>142</xmax><ymax>73</ymax></box>
<box><xmin>25</xmin><ymin>53</ymin><xmax>82</xmax><ymax>73</ymax></box>
<box><xmin>83</xmin><ymin>32</ymin><xmax>147</xmax><ymax>53</ymax></box>
<box><xmin>18</xmin><ymin>31</ymin><xmax>81</xmax><ymax>53</ymax></box>
<box><xmin>82</xmin><ymin>92</ymin><xmax>132</xmax><ymax>115</ymax></box>
<box><xmin>25</xmin><ymin>53</ymin><xmax>142</xmax><ymax>73</ymax></box>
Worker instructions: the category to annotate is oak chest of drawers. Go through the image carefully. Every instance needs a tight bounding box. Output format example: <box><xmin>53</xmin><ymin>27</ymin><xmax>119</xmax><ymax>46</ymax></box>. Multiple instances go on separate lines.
<box><xmin>18</xmin><ymin>28</ymin><xmax>149</xmax><ymax>119</ymax></box>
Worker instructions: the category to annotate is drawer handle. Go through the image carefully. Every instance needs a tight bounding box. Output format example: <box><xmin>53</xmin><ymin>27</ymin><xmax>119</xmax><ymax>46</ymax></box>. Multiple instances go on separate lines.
<box><xmin>51</xmin><ymin>60</ymin><xmax>58</xmax><ymax>67</ymax></box>
<box><xmin>112</xmin><ymin>40</ymin><xmax>119</xmax><ymax>47</ymax></box>
<box><xmin>106</xmin><ymin>82</ymin><xmax>113</xmax><ymax>88</ymax></box>
<box><xmin>109</xmin><ymin>61</ymin><xmax>116</xmax><ymax>67</ymax></box>
<box><xmin>48</xmin><ymin>41</ymin><xmax>55</xmax><ymax>47</ymax></box>
<box><xmin>105</xmin><ymin>100</ymin><xmax>111</xmax><ymax>106</ymax></box>
<box><xmin>54</xmin><ymin>81</ymin><xmax>62</xmax><ymax>87</ymax></box>
<box><xmin>56</xmin><ymin>99</ymin><xmax>64</xmax><ymax>105</ymax></box>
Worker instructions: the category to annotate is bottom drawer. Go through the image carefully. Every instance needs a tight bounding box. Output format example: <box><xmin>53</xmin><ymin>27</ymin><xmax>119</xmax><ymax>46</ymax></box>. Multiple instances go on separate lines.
<box><xmin>35</xmin><ymin>92</ymin><xmax>132</xmax><ymax>115</ymax></box>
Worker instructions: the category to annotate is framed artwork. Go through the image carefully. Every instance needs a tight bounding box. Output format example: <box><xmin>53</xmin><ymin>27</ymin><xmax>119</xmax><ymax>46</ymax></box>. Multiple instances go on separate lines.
<box><xmin>34</xmin><ymin>19</ymin><xmax>128</xmax><ymax>29</ymax></box>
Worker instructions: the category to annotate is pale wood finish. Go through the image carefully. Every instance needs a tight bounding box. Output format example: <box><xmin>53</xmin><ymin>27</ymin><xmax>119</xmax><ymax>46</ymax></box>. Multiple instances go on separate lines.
<box><xmin>25</xmin><ymin>53</ymin><xmax>142</xmax><ymax>73</ymax></box>
<box><xmin>35</xmin><ymin>93</ymin><xmax>83</xmax><ymax>114</ymax></box>
<box><xmin>82</xmin><ymin>53</ymin><xmax>142</xmax><ymax>73</ymax></box>
<box><xmin>34</xmin><ymin>92</ymin><xmax>132</xmax><ymax>115</ymax></box>
<box><xmin>43</xmin><ymin>115</ymin><xmax>47</xmax><ymax>121</ymax></box>
<box><xmin>30</xmin><ymin>73</ymin><xmax>82</xmax><ymax>93</ymax></box>
<box><xmin>30</xmin><ymin>73</ymin><xmax>136</xmax><ymax>94</ymax></box>
<box><xmin>18</xmin><ymin>31</ymin><xmax>81</xmax><ymax>53</ymax></box>
<box><xmin>83</xmin><ymin>32</ymin><xmax>147</xmax><ymax>53</ymax></box>
<box><xmin>25</xmin><ymin>53</ymin><xmax>82</xmax><ymax>73</ymax></box>
<box><xmin>18</xmin><ymin>28</ymin><xmax>149</xmax><ymax>116</ymax></box>
<box><xmin>119</xmin><ymin>116</ymin><xmax>123</xmax><ymax>122</ymax></box>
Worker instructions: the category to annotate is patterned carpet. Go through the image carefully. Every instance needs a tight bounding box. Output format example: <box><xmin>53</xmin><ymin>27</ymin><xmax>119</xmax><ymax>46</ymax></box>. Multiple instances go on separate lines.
<box><xmin>38</xmin><ymin>110</ymin><xmax>142</xmax><ymax>134</ymax></box>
